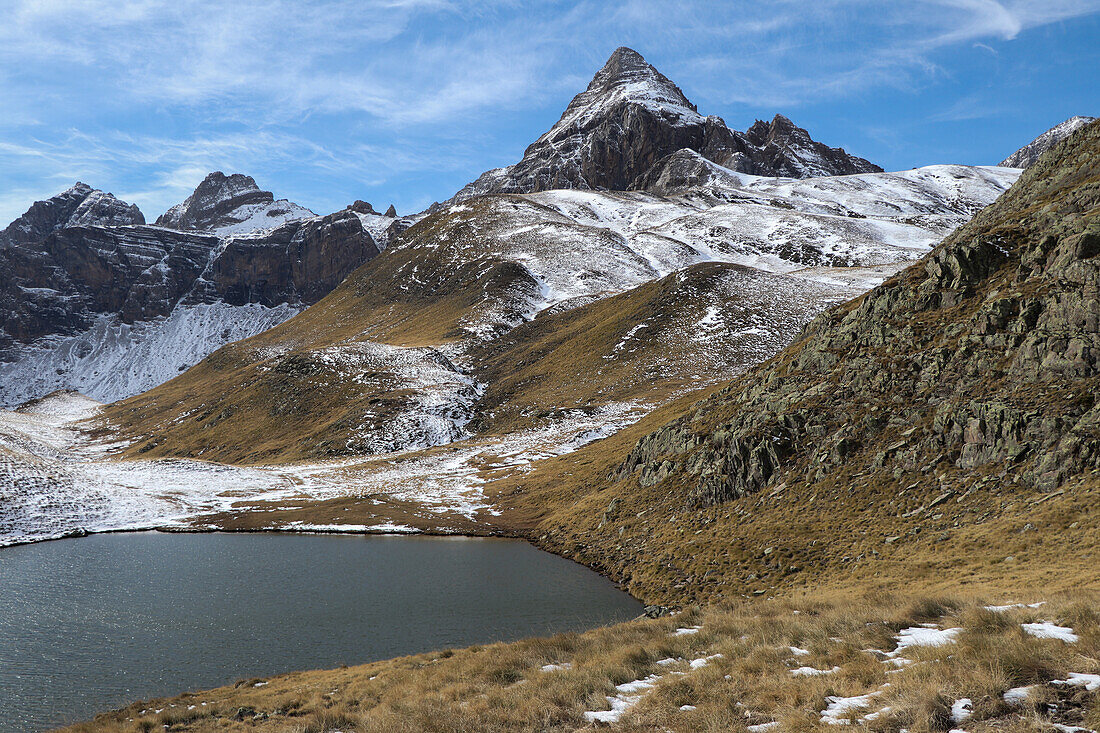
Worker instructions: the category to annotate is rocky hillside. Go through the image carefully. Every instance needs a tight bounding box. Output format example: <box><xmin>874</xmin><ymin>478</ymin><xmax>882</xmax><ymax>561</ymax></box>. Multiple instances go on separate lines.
<box><xmin>1001</xmin><ymin>115</ymin><xmax>1097</xmax><ymax>168</ymax></box>
<box><xmin>617</xmin><ymin>119</ymin><xmax>1100</xmax><ymax>508</ymax></box>
<box><xmin>0</xmin><ymin>182</ymin><xmax>398</xmax><ymax>406</ymax></box>
<box><xmin>447</xmin><ymin>48</ymin><xmax>880</xmax><ymax>205</ymax></box>
<box><xmin>155</xmin><ymin>172</ymin><xmax>314</xmax><ymax>236</ymax></box>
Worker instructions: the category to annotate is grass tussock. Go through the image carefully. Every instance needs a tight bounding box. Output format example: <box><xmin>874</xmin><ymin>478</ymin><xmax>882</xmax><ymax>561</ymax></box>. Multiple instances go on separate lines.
<box><xmin>59</xmin><ymin>592</ymin><xmax>1100</xmax><ymax>733</ymax></box>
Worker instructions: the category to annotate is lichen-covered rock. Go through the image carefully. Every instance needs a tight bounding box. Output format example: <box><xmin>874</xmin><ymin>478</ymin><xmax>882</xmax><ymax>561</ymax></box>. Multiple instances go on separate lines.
<box><xmin>618</xmin><ymin>119</ymin><xmax>1100</xmax><ymax>501</ymax></box>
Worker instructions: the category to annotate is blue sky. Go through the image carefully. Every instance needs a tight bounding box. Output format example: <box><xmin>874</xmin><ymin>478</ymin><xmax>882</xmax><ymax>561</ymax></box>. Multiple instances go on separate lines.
<box><xmin>1</xmin><ymin>0</ymin><xmax>1098</xmax><ymax>224</ymax></box>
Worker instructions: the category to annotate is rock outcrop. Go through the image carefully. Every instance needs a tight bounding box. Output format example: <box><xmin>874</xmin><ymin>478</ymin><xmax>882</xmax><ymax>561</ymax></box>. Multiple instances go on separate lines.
<box><xmin>446</xmin><ymin>48</ymin><xmax>880</xmax><ymax>206</ymax></box>
<box><xmin>155</xmin><ymin>172</ymin><xmax>314</xmax><ymax>236</ymax></box>
<box><xmin>202</xmin><ymin>210</ymin><xmax>383</xmax><ymax>307</ymax></box>
<box><xmin>741</xmin><ymin>114</ymin><xmax>881</xmax><ymax>178</ymax></box>
<box><xmin>1</xmin><ymin>183</ymin><xmax>144</xmax><ymax>244</ymax></box>
<box><xmin>618</xmin><ymin>119</ymin><xmax>1100</xmax><ymax>501</ymax></box>
<box><xmin>0</xmin><ymin>182</ymin><xmax>392</xmax><ymax>405</ymax></box>
<box><xmin>1001</xmin><ymin>116</ymin><xmax>1097</xmax><ymax>169</ymax></box>
<box><xmin>0</xmin><ymin>224</ymin><xmax>219</xmax><ymax>350</ymax></box>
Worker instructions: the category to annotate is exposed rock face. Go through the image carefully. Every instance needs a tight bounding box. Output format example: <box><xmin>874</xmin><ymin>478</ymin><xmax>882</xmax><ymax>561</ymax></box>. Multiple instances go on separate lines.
<box><xmin>1</xmin><ymin>183</ymin><xmax>144</xmax><ymax>244</ymax></box>
<box><xmin>617</xmin><ymin>119</ymin><xmax>1100</xmax><ymax>500</ymax></box>
<box><xmin>0</xmin><ymin>225</ymin><xmax>219</xmax><ymax>349</ymax></box>
<box><xmin>630</xmin><ymin>148</ymin><xmax>750</xmax><ymax>194</ymax></box>
<box><xmin>446</xmin><ymin>48</ymin><xmax>880</xmax><ymax>206</ymax></box>
<box><xmin>155</xmin><ymin>172</ymin><xmax>314</xmax><ymax>236</ymax></box>
<box><xmin>204</xmin><ymin>210</ymin><xmax>382</xmax><ymax>306</ymax></box>
<box><xmin>0</xmin><ymin>182</ymin><xmax>390</xmax><ymax>405</ymax></box>
<box><xmin>1001</xmin><ymin>116</ymin><xmax>1097</xmax><ymax>168</ymax></box>
<box><xmin>741</xmin><ymin>114</ymin><xmax>881</xmax><ymax>178</ymax></box>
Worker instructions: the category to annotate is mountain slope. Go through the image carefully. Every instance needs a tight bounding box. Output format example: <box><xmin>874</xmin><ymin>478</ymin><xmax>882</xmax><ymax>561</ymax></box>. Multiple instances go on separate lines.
<box><xmin>96</xmin><ymin>160</ymin><xmax>1014</xmax><ymax>467</ymax></box>
<box><xmin>494</xmin><ymin>120</ymin><xmax>1100</xmax><ymax>604</ymax></box>
<box><xmin>447</xmin><ymin>48</ymin><xmax>880</xmax><ymax>205</ymax></box>
<box><xmin>1001</xmin><ymin>115</ymin><xmax>1097</xmax><ymax>168</ymax></box>
<box><xmin>619</xmin><ymin>118</ymin><xmax>1100</xmax><ymax>502</ymax></box>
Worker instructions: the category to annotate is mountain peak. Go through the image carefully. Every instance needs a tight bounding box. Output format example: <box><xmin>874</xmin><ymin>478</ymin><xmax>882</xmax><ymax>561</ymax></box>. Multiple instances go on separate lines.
<box><xmin>589</xmin><ymin>47</ymin><xmax>657</xmax><ymax>87</ymax></box>
<box><xmin>156</xmin><ymin>172</ymin><xmax>313</xmax><ymax>237</ymax></box>
<box><xmin>571</xmin><ymin>47</ymin><xmax>698</xmax><ymax>123</ymax></box>
<box><xmin>2</xmin><ymin>183</ymin><xmax>144</xmax><ymax>244</ymax></box>
<box><xmin>443</xmin><ymin>47</ymin><xmax>882</xmax><ymax>204</ymax></box>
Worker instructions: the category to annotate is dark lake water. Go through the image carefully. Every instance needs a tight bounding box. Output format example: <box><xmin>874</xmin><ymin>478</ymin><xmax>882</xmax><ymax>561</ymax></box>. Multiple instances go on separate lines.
<box><xmin>0</xmin><ymin>532</ymin><xmax>641</xmax><ymax>732</ymax></box>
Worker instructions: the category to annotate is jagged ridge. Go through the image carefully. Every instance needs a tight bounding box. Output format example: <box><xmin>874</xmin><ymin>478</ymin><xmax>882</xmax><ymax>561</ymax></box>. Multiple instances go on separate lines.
<box><xmin>446</xmin><ymin>48</ymin><xmax>881</xmax><ymax>205</ymax></box>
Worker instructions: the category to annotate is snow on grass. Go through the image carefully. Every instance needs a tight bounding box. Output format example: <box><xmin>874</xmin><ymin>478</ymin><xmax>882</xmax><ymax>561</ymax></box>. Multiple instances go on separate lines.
<box><xmin>583</xmin><ymin>674</ymin><xmax>662</xmax><ymax>724</ymax></box>
<box><xmin>747</xmin><ymin>723</ymin><xmax>779</xmax><ymax>733</ymax></box>
<box><xmin>1021</xmin><ymin>622</ymin><xmax>1079</xmax><ymax>643</ymax></box>
<box><xmin>889</xmin><ymin>626</ymin><xmax>963</xmax><ymax>657</ymax></box>
<box><xmin>820</xmin><ymin>691</ymin><xmax>884</xmax><ymax>725</ymax></box>
<box><xmin>689</xmin><ymin>654</ymin><xmax>723</xmax><ymax>669</ymax></box>
<box><xmin>952</xmin><ymin>698</ymin><xmax>973</xmax><ymax>723</ymax></box>
<box><xmin>788</xmin><ymin>645</ymin><xmax>811</xmax><ymax>657</ymax></box>
<box><xmin>1052</xmin><ymin>673</ymin><xmax>1100</xmax><ymax>692</ymax></box>
<box><xmin>539</xmin><ymin>663</ymin><xmax>573</xmax><ymax>673</ymax></box>
<box><xmin>673</xmin><ymin>625</ymin><xmax>702</xmax><ymax>636</ymax></box>
<box><xmin>1</xmin><ymin>391</ymin><xmax>654</xmax><ymax>545</ymax></box>
<box><xmin>1003</xmin><ymin>686</ymin><xmax>1035</xmax><ymax>705</ymax></box>
<box><xmin>280</xmin><ymin>522</ymin><xmax>418</xmax><ymax>534</ymax></box>
<box><xmin>793</xmin><ymin>660</ymin><xmax>835</xmax><ymax>674</ymax></box>
<box><xmin>984</xmin><ymin>601</ymin><xmax>1045</xmax><ymax>612</ymax></box>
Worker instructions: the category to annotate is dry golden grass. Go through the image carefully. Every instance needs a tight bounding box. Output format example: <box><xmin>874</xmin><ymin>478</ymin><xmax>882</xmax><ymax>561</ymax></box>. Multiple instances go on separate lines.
<box><xmin>59</xmin><ymin>593</ymin><xmax>1100</xmax><ymax>733</ymax></box>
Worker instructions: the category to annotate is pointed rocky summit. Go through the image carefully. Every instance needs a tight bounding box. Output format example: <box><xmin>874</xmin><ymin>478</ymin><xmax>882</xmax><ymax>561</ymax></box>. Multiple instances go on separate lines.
<box><xmin>1001</xmin><ymin>115</ymin><xmax>1098</xmax><ymax>168</ymax></box>
<box><xmin>445</xmin><ymin>48</ymin><xmax>882</xmax><ymax>205</ymax></box>
<box><xmin>1</xmin><ymin>183</ymin><xmax>144</xmax><ymax>244</ymax></box>
<box><xmin>155</xmin><ymin>172</ymin><xmax>314</xmax><ymax>237</ymax></box>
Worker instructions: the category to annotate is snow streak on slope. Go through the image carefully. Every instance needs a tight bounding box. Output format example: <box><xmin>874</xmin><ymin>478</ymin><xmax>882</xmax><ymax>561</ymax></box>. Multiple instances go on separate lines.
<box><xmin>209</xmin><ymin>199</ymin><xmax>314</xmax><ymax>237</ymax></box>
<box><xmin>0</xmin><ymin>302</ymin><xmax>300</xmax><ymax>408</ymax></box>
<box><xmin>0</xmin><ymin>393</ymin><xmax>649</xmax><ymax>545</ymax></box>
<box><xmin>431</xmin><ymin>164</ymin><xmax>1019</xmax><ymax>338</ymax></box>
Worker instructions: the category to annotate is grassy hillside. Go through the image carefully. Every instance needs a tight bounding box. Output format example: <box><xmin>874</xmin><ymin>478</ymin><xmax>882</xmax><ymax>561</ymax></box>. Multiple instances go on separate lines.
<box><xmin>62</xmin><ymin>593</ymin><xmax>1100</xmax><ymax>733</ymax></box>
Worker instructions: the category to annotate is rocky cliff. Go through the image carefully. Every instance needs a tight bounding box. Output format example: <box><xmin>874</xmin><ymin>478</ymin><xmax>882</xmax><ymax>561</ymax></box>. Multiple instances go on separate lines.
<box><xmin>155</xmin><ymin>172</ymin><xmax>314</xmax><ymax>236</ymax></box>
<box><xmin>741</xmin><ymin>114</ymin><xmax>881</xmax><ymax>178</ymax></box>
<box><xmin>1001</xmin><ymin>115</ymin><xmax>1097</xmax><ymax>168</ymax></box>
<box><xmin>446</xmin><ymin>48</ymin><xmax>880</xmax><ymax>206</ymax></box>
<box><xmin>618</xmin><ymin>118</ymin><xmax>1100</xmax><ymax>503</ymax></box>
<box><xmin>0</xmin><ymin>182</ymin><xmax>393</xmax><ymax>406</ymax></box>
<box><xmin>201</xmin><ymin>209</ymin><xmax>383</xmax><ymax>307</ymax></box>
<box><xmin>0</xmin><ymin>183</ymin><xmax>144</xmax><ymax>244</ymax></box>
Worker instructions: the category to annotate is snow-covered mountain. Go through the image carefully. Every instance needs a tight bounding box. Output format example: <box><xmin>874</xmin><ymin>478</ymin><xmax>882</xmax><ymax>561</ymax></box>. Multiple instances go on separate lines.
<box><xmin>155</xmin><ymin>172</ymin><xmax>315</xmax><ymax>236</ymax></box>
<box><xmin>445</xmin><ymin>47</ymin><xmax>881</xmax><ymax>206</ymax></box>
<box><xmin>1000</xmin><ymin>116</ymin><xmax>1097</xmax><ymax>168</ymax></box>
<box><xmin>0</xmin><ymin>184</ymin><xmax>400</xmax><ymax>407</ymax></box>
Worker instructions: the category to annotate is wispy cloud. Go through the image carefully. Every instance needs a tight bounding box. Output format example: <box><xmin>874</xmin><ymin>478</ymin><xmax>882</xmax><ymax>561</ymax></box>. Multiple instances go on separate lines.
<box><xmin>1</xmin><ymin>0</ymin><xmax>1098</xmax><ymax>223</ymax></box>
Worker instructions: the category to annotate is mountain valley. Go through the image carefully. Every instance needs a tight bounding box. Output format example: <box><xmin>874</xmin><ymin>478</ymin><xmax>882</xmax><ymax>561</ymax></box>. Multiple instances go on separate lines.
<box><xmin>1</xmin><ymin>44</ymin><xmax>1097</xmax><ymax>733</ymax></box>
